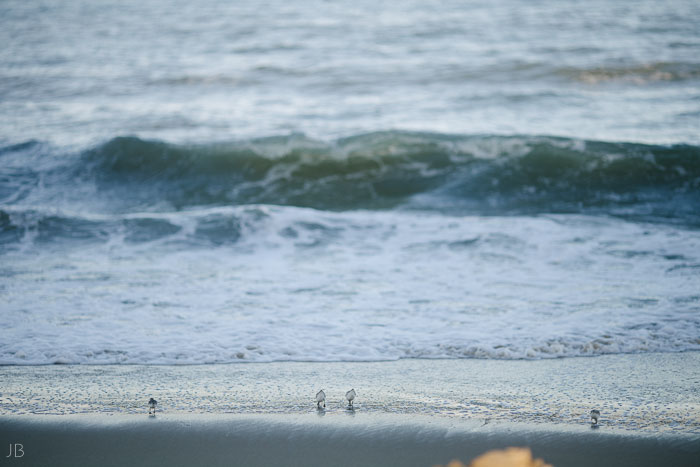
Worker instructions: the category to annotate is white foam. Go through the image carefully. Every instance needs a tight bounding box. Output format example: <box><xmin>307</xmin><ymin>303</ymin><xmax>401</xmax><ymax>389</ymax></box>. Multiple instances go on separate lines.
<box><xmin>1</xmin><ymin>207</ymin><xmax>699</xmax><ymax>364</ymax></box>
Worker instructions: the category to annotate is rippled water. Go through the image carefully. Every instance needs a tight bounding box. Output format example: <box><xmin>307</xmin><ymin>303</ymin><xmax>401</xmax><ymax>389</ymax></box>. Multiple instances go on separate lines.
<box><xmin>1</xmin><ymin>0</ymin><xmax>699</xmax><ymax>364</ymax></box>
<box><xmin>2</xmin><ymin>0</ymin><xmax>699</xmax><ymax>145</ymax></box>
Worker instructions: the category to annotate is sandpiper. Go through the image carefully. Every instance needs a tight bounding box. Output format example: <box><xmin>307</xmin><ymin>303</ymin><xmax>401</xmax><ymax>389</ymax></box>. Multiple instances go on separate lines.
<box><xmin>149</xmin><ymin>397</ymin><xmax>158</xmax><ymax>414</ymax></box>
<box><xmin>590</xmin><ymin>409</ymin><xmax>600</xmax><ymax>425</ymax></box>
<box><xmin>316</xmin><ymin>389</ymin><xmax>326</xmax><ymax>408</ymax></box>
<box><xmin>346</xmin><ymin>389</ymin><xmax>356</xmax><ymax>408</ymax></box>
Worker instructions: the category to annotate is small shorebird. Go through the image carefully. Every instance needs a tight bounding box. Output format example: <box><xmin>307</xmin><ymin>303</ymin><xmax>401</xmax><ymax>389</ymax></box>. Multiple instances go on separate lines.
<box><xmin>148</xmin><ymin>398</ymin><xmax>158</xmax><ymax>414</ymax></box>
<box><xmin>316</xmin><ymin>389</ymin><xmax>326</xmax><ymax>408</ymax></box>
<box><xmin>346</xmin><ymin>389</ymin><xmax>356</xmax><ymax>408</ymax></box>
<box><xmin>590</xmin><ymin>409</ymin><xmax>600</xmax><ymax>425</ymax></box>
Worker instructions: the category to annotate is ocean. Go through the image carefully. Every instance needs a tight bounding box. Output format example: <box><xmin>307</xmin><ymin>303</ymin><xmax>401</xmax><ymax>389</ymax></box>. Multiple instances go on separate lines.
<box><xmin>1</xmin><ymin>0</ymin><xmax>699</xmax><ymax>365</ymax></box>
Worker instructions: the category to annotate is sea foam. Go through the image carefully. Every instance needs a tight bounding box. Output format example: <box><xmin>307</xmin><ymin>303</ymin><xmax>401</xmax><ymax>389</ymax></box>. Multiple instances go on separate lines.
<box><xmin>1</xmin><ymin>206</ymin><xmax>698</xmax><ymax>365</ymax></box>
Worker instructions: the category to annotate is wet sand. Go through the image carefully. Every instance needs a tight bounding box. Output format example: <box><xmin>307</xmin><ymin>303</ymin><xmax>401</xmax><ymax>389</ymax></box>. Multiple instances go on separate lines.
<box><xmin>1</xmin><ymin>353</ymin><xmax>699</xmax><ymax>466</ymax></box>
<box><xmin>1</xmin><ymin>413</ymin><xmax>699</xmax><ymax>467</ymax></box>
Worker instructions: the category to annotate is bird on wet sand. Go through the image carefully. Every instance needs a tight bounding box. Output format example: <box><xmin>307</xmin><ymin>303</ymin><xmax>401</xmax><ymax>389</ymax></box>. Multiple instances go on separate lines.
<box><xmin>590</xmin><ymin>409</ymin><xmax>600</xmax><ymax>425</ymax></box>
<box><xmin>316</xmin><ymin>390</ymin><xmax>326</xmax><ymax>408</ymax></box>
<box><xmin>346</xmin><ymin>389</ymin><xmax>356</xmax><ymax>408</ymax></box>
<box><xmin>148</xmin><ymin>398</ymin><xmax>158</xmax><ymax>414</ymax></box>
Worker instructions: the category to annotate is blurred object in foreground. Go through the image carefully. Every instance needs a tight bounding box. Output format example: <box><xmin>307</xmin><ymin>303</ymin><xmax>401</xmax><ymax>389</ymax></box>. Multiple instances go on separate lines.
<box><xmin>437</xmin><ymin>447</ymin><xmax>552</xmax><ymax>467</ymax></box>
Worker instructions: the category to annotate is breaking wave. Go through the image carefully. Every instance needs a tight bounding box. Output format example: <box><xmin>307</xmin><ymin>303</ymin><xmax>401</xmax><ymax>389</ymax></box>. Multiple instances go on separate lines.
<box><xmin>1</xmin><ymin>132</ymin><xmax>698</xmax><ymax>225</ymax></box>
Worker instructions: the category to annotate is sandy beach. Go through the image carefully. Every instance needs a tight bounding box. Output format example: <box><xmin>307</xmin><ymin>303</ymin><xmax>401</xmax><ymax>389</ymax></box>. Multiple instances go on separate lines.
<box><xmin>1</xmin><ymin>353</ymin><xmax>699</xmax><ymax>466</ymax></box>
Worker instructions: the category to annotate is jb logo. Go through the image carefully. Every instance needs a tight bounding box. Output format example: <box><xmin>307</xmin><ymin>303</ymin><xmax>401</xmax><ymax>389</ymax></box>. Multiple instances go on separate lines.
<box><xmin>6</xmin><ymin>444</ymin><xmax>24</xmax><ymax>458</ymax></box>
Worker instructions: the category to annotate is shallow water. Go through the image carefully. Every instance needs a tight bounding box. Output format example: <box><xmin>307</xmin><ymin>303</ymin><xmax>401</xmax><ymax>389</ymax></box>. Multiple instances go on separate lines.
<box><xmin>2</xmin><ymin>206</ymin><xmax>700</xmax><ymax>364</ymax></box>
<box><xmin>1</xmin><ymin>354</ymin><xmax>699</xmax><ymax>436</ymax></box>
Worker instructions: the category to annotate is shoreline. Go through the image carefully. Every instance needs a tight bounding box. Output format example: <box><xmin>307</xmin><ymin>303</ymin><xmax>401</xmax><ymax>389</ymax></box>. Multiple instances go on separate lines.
<box><xmin>1</xmin><ymin>352</ymin><xmax>698</xmax><ymax>433</ymax></box>
<box><xmin>2</xmin><ymin>353</ymin><xmax>699</xmax><ymax>466</ymax></box>
<box><xmin>2</xmin><ymin>349</ymin><xmax>699</xmax><ymax>366</ymax></box>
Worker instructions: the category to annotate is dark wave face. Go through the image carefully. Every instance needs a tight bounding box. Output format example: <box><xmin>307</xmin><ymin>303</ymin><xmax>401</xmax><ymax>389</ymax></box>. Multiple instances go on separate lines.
<box><xmin>1</xmin><ymin>132</ymin><xmax>699</xmax><ymax>229</ymax></box>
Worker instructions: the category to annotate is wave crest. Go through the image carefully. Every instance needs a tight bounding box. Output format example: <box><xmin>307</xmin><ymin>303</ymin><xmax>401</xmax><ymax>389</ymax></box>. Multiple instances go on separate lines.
<box><xmin>2</xmin><ymin>132</ymin><xmax>699</xmax><ymax>223</ymax></box>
